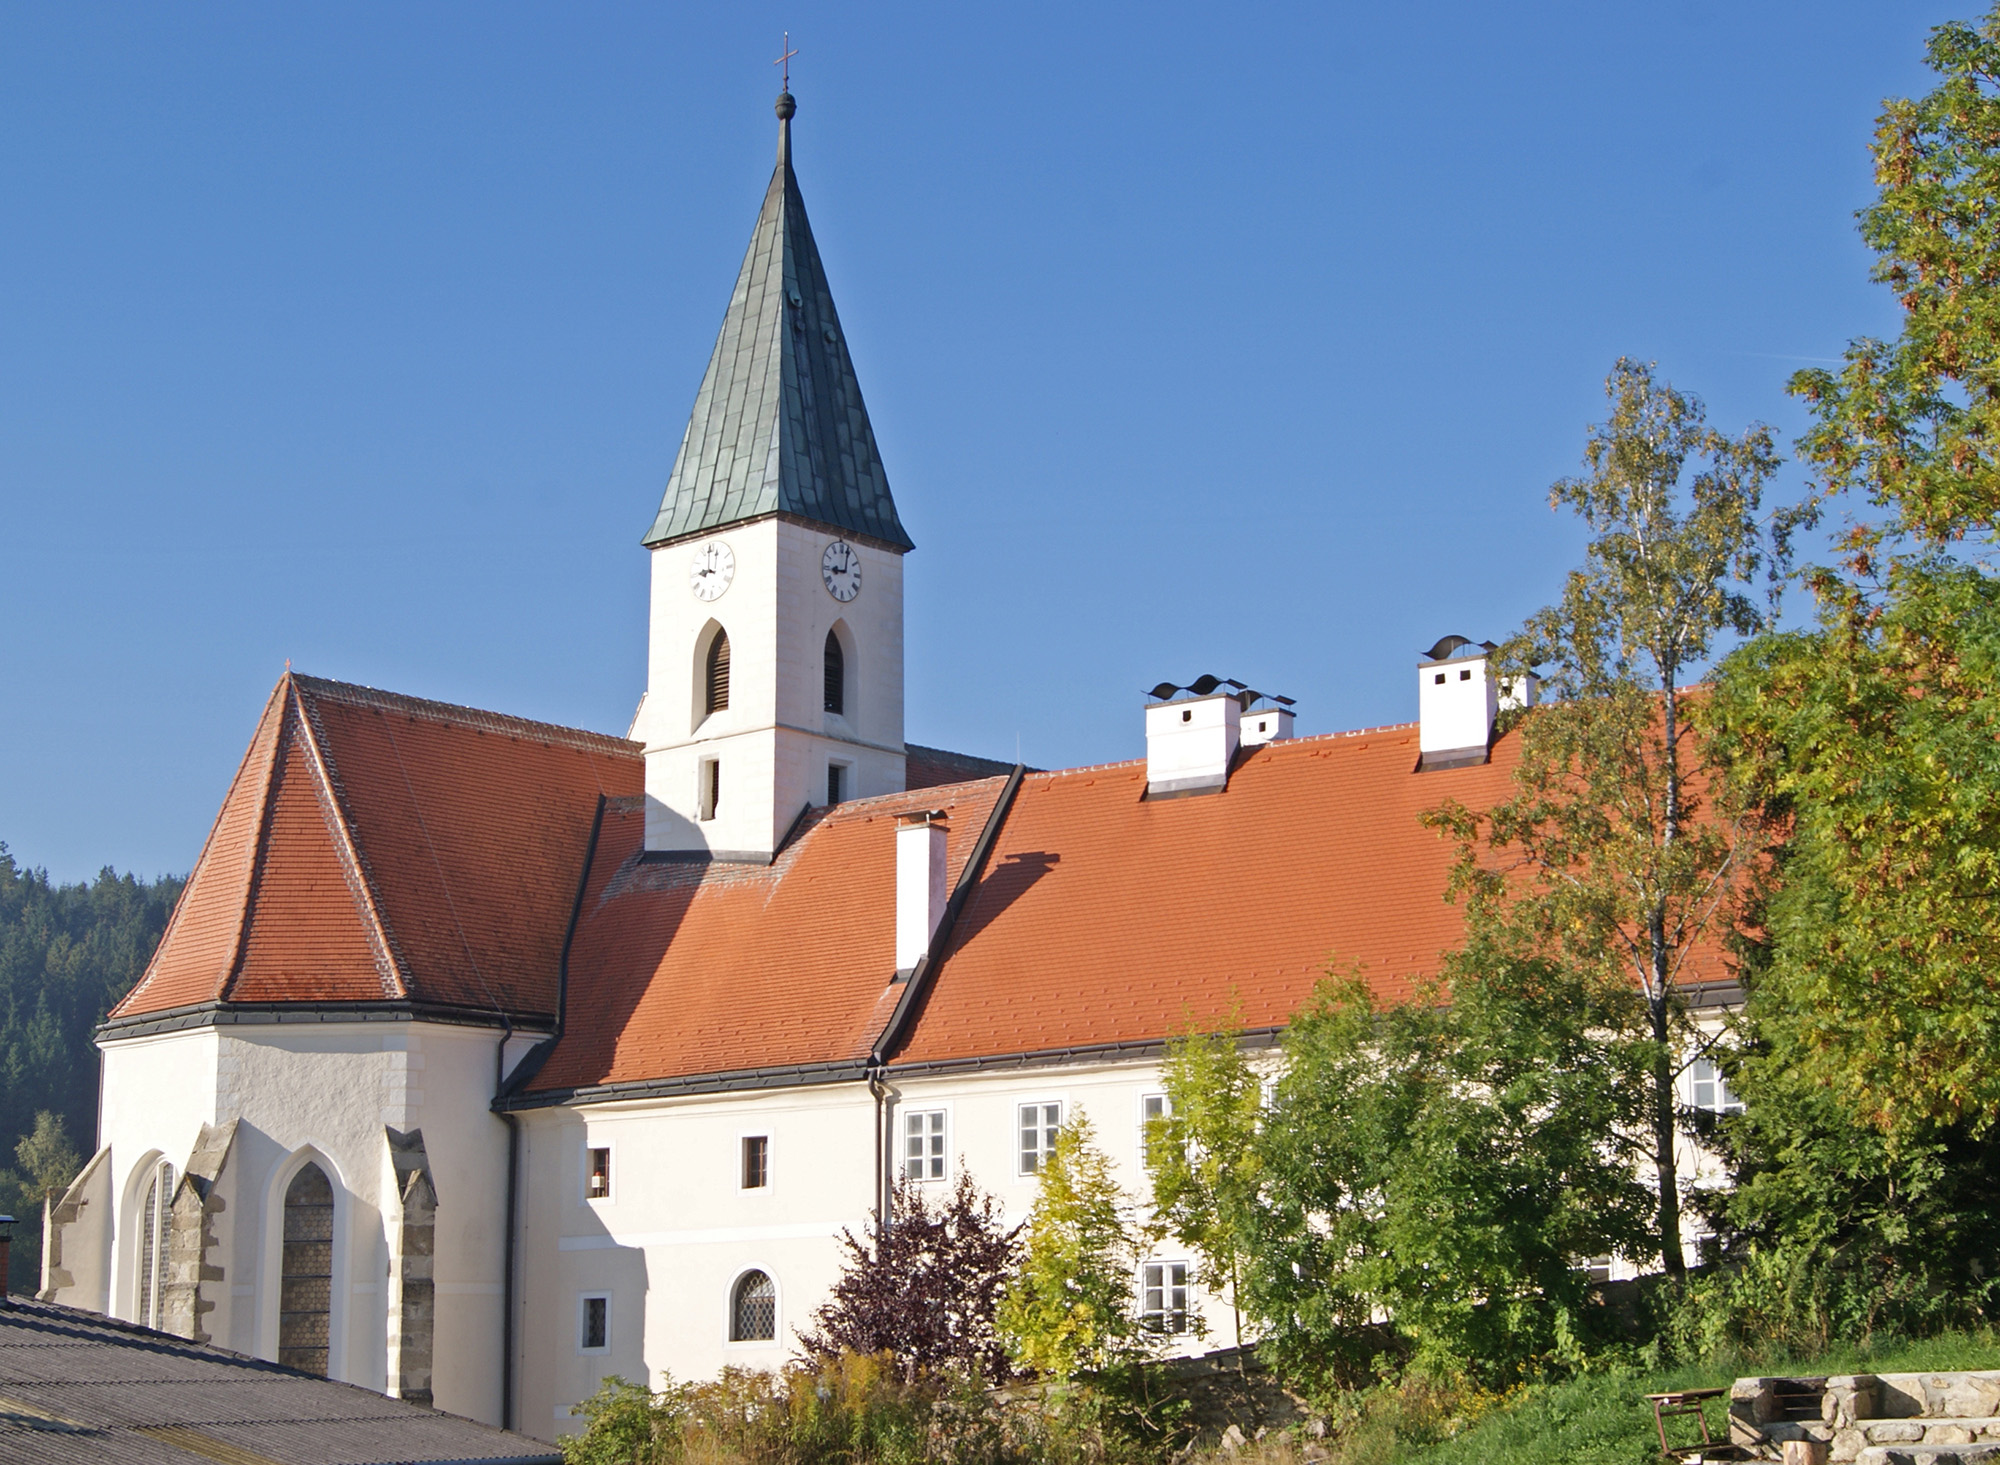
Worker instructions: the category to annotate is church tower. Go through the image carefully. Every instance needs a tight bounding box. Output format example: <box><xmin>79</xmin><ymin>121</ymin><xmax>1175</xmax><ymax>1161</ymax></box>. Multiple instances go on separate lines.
<box><xmin>633</xmin><ymin>91</ymin><xmax>913</xmax><ymax>861</ymax></box>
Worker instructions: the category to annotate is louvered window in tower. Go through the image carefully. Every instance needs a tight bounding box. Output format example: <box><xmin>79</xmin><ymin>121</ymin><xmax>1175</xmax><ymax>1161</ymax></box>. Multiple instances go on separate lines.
<box><xmin>279</xmin><ymin>1163</ymin><xmax>335</xmax><ymax>1376</ymax></box>
<box><xmin>823</xmin><ymin>631</ymin><xmax>844</xmax><ymax>715</ymax></box>
<box><xmin>705</xmin><ymin>630</ymin><xmax>731</xmax><ymax>714</ymax></box>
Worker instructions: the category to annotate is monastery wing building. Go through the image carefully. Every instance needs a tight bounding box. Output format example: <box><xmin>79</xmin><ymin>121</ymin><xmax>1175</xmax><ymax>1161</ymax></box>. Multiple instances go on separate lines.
<box><xmin>45</xmin><ymin>93</ymin><xmax>1719</xmax><ymax>1442</ymax></box>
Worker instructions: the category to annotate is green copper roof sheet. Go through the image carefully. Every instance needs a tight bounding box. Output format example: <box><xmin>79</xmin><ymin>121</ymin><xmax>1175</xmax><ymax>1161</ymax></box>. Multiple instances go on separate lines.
<box><xmin>643</xmin><ymin>106</ymin><xmax>912</xmax><ymax>552</ymax></box>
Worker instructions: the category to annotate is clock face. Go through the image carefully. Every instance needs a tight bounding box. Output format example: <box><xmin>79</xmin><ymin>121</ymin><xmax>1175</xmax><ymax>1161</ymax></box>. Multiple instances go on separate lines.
<box><xmin>689</xmin><ymin>540</ymin><xmax>735</xmax><ymax>601</ymax></box>
<box><xmin>821</xmin><ymin>540</ymin><xmax>862</xmax><ymax>602</ymax></box>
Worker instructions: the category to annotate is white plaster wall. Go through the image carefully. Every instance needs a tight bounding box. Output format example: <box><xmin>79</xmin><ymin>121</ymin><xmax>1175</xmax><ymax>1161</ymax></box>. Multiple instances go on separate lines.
<box><xmin>98</xmin><ymin>1020</ymin><xmax>524</xmax><ymax>1425</ymax></box>
<box><xmin>513</xmin><ymin>1058</ymin><xmax>1225</xmax><ymax>1442</ymax></box>
<box><xmin>514</xmin><ymin>1084</ymin><xmax>880</xmax><ymax>1439</ymax></box>
<box><xmin>98</xmin><ymin>1028</ymin><xmax>220</xmax><ymax>1324</ymax></box>
<box><xmin>638</xmin><ymin>520</ymin><xmax>907</xmax><ymax>858</ymax></box>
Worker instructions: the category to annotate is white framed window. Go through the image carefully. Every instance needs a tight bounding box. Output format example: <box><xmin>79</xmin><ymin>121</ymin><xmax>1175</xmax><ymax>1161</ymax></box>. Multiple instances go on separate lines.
<box><xmin>741</xmin><ymin>1134</ymin><xmax>769</xmax><ymax>1190</ymax></box>
<box><xmin>903</xmin><ymin>1109</ymin><xmax>947</xmax><ymax>1182</ymax></box>
<box><xmin>698</xmin><ymin>759</ymin><xmax>721</xmax><ymax>821</ymax></box>
<box><xmin>1580</xmin><ymin>1255</ymin><xmax>1613</xmax><ymax>1284</ymax></box>
<box><xmin>1018</xmin><ymin>1101</ymin><xmax>1062</xmax><ymax>1176</ymax></box>
<box><xmin>585</xmin><ymin>1145</ymin><xmax>611</xmax><ymax>1202</ymax></box>
<box><xmin>730</xmin><ymin>1270</ymin><xmax>776</xmax><ymax>1342</ymax></box>
<box><xmin>1688</xmin><ymin>1057</ymin><xmax>1743</xmax><ymax>1115</ymax></box>
<box><xmin>579</xmin><ymin>1293</ymin><xmax>610</xmax><ymax>1354</ymax></box>
<box><xmin>1140</xmin><ymin>1261</ymin><xmax>1190</xmax><ymax>1334</ymax></box>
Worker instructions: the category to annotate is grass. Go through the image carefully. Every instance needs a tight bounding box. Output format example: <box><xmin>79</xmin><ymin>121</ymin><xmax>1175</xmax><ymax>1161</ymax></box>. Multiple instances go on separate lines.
<box><xmin>1188</xmin><ymin>1333</ymin><xmax>2000</xmax><ymax>1465</ymax></box>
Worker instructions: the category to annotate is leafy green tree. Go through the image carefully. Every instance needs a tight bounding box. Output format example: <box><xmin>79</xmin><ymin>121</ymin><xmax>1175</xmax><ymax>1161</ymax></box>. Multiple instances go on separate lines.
<box><xmin>1147</xmin><ymin>1020</ymin><xmax>1261</xmax><ymax>1353</ymax></box>
<box><xmin>997</xmin><ymin>1115</ymin><xmax>1143</xmax><ymax>1382</ymax></box>
<box><xmin>1428</xmin><ymin>359</ymin><xmax>1780</xmax><ymax>1280</ymax></box>
<box><xmin>1686</xmin><ymin>1022</ymin><xmax>2000</xmax><ymax>1352</ymax></box>
<box><xmin>1239</xmin><ymin>967</ymin><xmax>1654</xmax><ymax>1396</ymax></box>
<box><xmin>1712</xmin><ymin>7</ymin><xmax>2000</xmax><ymax>1140</ymax></box>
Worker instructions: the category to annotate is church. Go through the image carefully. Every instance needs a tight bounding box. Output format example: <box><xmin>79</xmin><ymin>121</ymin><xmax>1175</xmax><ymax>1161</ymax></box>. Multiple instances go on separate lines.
<box><xmin>37</xmin><ymin>92</ymin><xmax>1725</xmax><ymax>1442</ymax></box>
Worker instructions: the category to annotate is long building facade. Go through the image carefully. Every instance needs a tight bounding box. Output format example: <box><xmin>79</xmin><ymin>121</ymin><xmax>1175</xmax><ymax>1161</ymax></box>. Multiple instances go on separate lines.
<box><xmin>44</xmin><ymin>93</ymin><xmax>1735</xmax><ymax>1442</ymax></box>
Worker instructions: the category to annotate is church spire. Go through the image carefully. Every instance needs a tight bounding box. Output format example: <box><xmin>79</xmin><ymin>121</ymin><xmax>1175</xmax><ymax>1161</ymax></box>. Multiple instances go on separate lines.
<box><xmin>643</xmin><ymin>92</ymin><xmax>912</xmax><ymax>553</ymax></box>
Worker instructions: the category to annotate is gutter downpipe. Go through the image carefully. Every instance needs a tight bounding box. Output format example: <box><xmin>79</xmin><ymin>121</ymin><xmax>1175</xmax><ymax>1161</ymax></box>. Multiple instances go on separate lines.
<box><xmin>499</xmin><ymin>793</ymin><xmax>605</xmax><ymax>1433</ymax></box>
<box><xmin>497</xmin><ymin>1020</ymin><xmax>518</xmax><ymax>1431</ymax></box>
<box><xmin>863</xmin><ymin>765</ymin><xmax>1026</xmax><ymax>1251</ymax></box>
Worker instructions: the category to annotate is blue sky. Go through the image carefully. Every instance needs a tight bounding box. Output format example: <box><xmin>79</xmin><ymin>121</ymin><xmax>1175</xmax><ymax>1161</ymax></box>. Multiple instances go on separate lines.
<box><xmin>0</xmin><ymin>1</ymin><xmax>1965</xmax><ymax>883</ymax></box>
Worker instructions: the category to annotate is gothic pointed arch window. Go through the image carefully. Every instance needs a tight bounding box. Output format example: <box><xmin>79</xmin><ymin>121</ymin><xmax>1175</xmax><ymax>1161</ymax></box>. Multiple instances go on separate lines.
<box><xmin>279</xmin><ymin>1162</ymin><xmax>335</xmax><ymax>1376</ymax></box>
<box><xmin>705</xmin><ymin>628</ymin><xmax>731</xmax><ymax>715</ymax></box>
<box><xmin>823</xmin><ymin>629</ymin><xmax>845</xmax><ymax>716</ymax></box>
<box><xmin>731</xmin><ymin>1269</ymin><xmax>776</xmax><ymax>1341</ymax></box>
<box><xmin>136</xmin><ymin>1160</ymin><xmax>173</xmax><ymax>1329</ymax></box>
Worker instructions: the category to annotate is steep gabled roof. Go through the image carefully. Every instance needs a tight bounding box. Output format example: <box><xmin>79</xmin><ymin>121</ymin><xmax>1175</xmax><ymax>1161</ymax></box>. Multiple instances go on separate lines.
<box><xmin>641</xmin><ymin>96</ymin><xmax>912</xmax><ymax>553</ymax></box>
<box><xmin>110</xmin><ymin>674</ymin><xmax>642</xmax><ymax>1024</ymax></box>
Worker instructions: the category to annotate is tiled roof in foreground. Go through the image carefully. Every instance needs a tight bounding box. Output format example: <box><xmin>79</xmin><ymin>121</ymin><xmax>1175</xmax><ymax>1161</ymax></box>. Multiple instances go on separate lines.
<box><xmin>0</xmin><ymin>1296</ymin><xmax>558</xmax><ymax>1464</ymax></box>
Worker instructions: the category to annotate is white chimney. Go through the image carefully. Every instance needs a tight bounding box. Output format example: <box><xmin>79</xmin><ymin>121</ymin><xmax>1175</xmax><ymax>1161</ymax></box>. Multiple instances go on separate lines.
<box><xmin>1239</xmin><ymin>705</ymin><xmax>1296</xmax><ymax>747</ymax></box>
<box><xmin>1418</xmin><ymin>635</ymin><xmax>1508</xmax><ymax>771</ymax></box>
<box><xmin>1145</xmin><ymin>693</ymin><xmax>1241</xmax><ymax>798</ymax></box>
<box><xmin>896</xmin><ymin>812</ymin><xmax>948</xmax><ymax>975</ymax></box>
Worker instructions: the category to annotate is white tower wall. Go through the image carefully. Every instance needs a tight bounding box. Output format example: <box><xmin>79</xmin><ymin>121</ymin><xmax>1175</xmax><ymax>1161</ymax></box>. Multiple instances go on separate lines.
<box><xmin>636</xmin><ymin>518</ymin><xmax>906</xmax><ymax>861</ymax></box>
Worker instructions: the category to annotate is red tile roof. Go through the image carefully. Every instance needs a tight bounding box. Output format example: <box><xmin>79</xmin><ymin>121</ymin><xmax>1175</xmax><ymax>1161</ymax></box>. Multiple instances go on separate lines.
<box><xmin>121</xmin><ymin>675</ymin><xmax>1723</xmax><ymax>1091</ymax></box>
<box><xmin>112</xmin><ymin>675</ymin><xmax>642</xmax><ymax>1021</ymax></box>
<box><xmin>525</xmin><ymin>776</ymin><xmax>1010</xmax><ymax>1093</ymax></box>
<box><xmin>892</xmin><ymin>728</ymin><xmax>1509</xmax><ymax>1066</ymax></box>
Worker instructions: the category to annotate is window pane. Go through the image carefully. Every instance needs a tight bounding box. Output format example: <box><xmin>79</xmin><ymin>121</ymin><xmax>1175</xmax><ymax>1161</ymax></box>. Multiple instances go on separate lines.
<box><xmin>582</xmin><ymin>1296</ymin><xmax>608</xmax><ymax>1350</ymax></box>
<box><xmin>733</xmin><ymin>1271</ymin><xmax>776</xmax><ymax>1341</ymax></box>
<box><xmin>587</xmin><ymin>1147</ymin><xmax>611</xmax><ymax>1200</ymax></box>
<box><xmin>743</xmin><ymin>1136</ymin><xmax>768</xmax><ymax>1189</ymax></box>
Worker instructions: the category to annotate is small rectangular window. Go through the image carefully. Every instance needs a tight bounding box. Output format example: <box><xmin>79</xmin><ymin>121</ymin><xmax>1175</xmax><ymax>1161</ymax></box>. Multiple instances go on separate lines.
<box><xmin>742</xmin><ymin>1135</ymin><xmax>769</xmax><ymax>1189</ymax></box>
<box><xmin>903</xmin><ymin>1109</ymin><xmax>946</xmax><ymax>1181</ymax></box>
<box><xmin>1434</xmin><ymin>672</ymin><xmax>1446</xmax><ymax>685</ymax></box>
<box><xmin>1140</xmin><ymin>1093</ymin><xmax>1169</xmax><ymax>1167</ymax></box>
<box><xmin>699</xmin><ymin>760</ymin><xmax>721</xmax><ymax>821</ymax></box>
<box><xmin>1580</xmin><ymin>1255</ymin><xmax>1613</xmax><ymax>1284</ymax></box>
<box><xmin>827</xmin><ymin>764</ymin><xmax>845</xmax><ymax>806</ymax></box>
<box><xmin>1141</xmin><ymin>1261</ymin><xmax>1190</xmax><ymax>1334</ymax></box>
<box><xmin>1459</xmin><ymin>668</ymin><xmax>1472</xmax><ymax>681</ymax></box>
<box><xmin>580</xmin><ymin>1294</ymin><xmax>609</xmax><ymax>1352</ymax></box>
<box><xmin>1689</xmin><ymin>1057</ymin><xmax>1743</xmax><ymax>1115</ymax></box>
<box><xmin>586</xmin><ymin>1146</ymin><xmax>611</xmax><ymax>1201</ymax></box>
<box><xmin>1019</xmin><ymin>1101</ymin><xmax>1062</xmax><ymax>1176</ymax></box>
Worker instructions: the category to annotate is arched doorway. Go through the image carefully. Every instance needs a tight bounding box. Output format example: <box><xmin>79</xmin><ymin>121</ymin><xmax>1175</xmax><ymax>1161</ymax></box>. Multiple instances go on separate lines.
<box><xmin>278</xmin><ymin>1162</ymin><xmax>334</xmax><ymax>1375</ymax></box>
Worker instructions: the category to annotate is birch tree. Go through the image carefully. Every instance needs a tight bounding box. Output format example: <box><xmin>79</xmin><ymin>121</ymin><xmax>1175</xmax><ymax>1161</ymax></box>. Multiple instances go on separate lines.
<box><xmin>1428</xmin><ymin>359</ymin><xmax>1780</xmax><ymax>1279</ymax></box>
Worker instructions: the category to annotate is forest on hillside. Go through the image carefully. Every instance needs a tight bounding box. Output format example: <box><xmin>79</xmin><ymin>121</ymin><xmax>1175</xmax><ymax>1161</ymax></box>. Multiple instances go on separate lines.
<box><xmin>0</xmin><ymin>845</ymin><xmax>181</xmax><ymax>1292</ymax></box>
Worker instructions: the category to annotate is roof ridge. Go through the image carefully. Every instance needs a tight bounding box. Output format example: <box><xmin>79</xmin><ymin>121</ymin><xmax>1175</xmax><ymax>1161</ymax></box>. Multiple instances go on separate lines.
<box><xmin>110</xmin><ymin>679</ymin><xmax>291</xmax><ymax>1018</ymax></box>
<box><xmin>290</xmin><ymin>673</ymin><xmax>638</xmax><ymax>756</ymax></box>
<box><xmin>1025</xmin><ymin>723</ymin><xmax>1422</xmax><ymax>783</ymax></box>
<box><xmin>288</xmin><ymin>679</ymin><xmax>411</xmax><ymax>999</ymax></box>
<box><xmin>823</xmin><ymin>772</ymin><xmax>1012</xmax><ymax>816</ymax></box>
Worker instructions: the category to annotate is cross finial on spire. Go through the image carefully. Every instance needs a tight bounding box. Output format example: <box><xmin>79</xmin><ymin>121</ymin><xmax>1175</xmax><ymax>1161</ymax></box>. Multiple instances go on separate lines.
<box><xmin>774</xmin><ymin>32</ymin><xmax>797</xmax><ymax>92</ymax></box>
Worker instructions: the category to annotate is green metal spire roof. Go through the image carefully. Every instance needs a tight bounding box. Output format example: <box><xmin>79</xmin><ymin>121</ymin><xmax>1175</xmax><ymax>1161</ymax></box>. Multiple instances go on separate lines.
<box><xmin>643</xmin><ymin>94</ymin><xmax>913</xmax><ymax>552</ymax></box>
